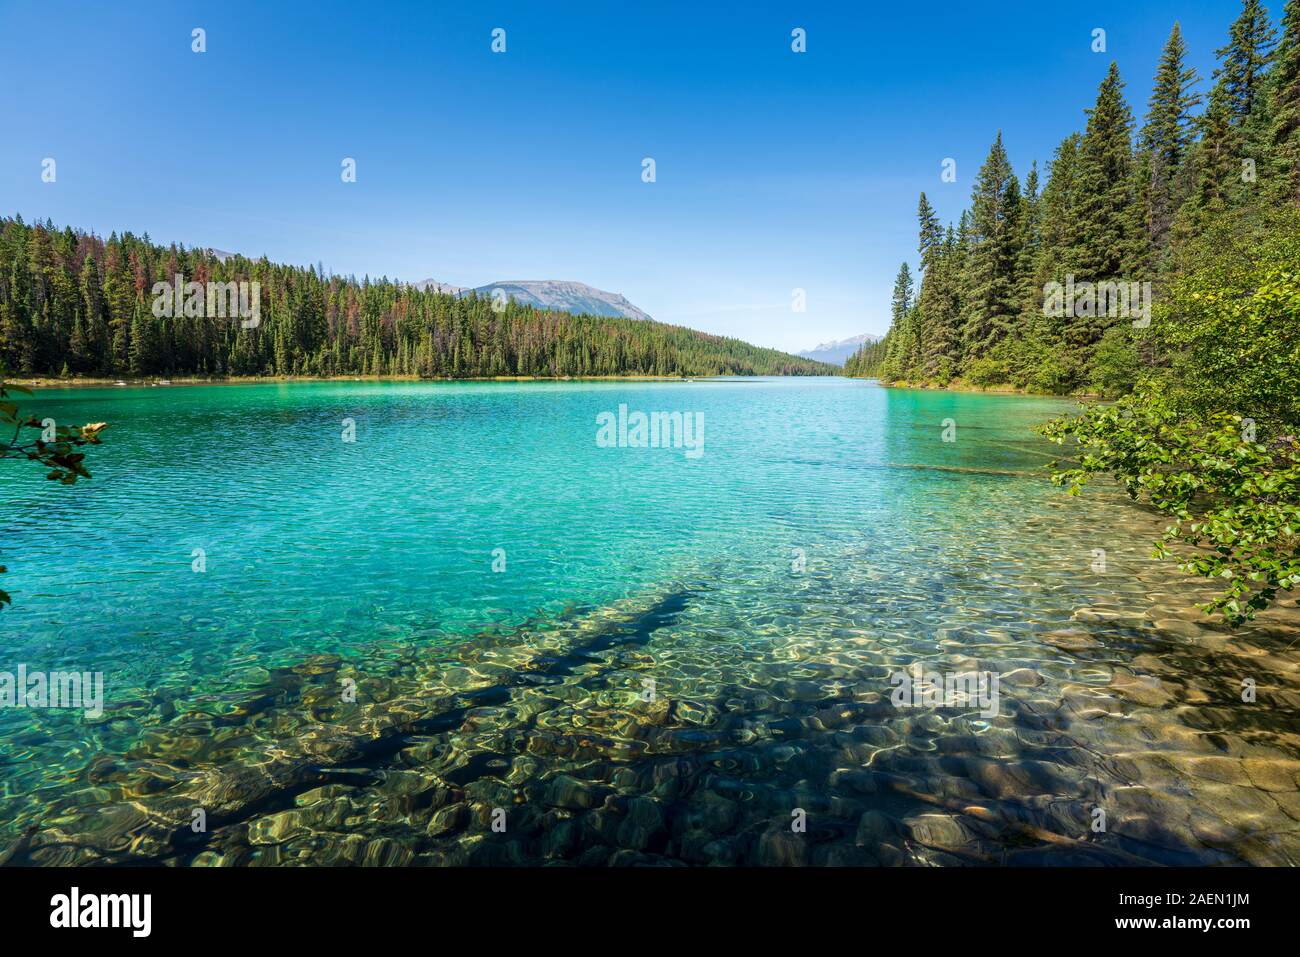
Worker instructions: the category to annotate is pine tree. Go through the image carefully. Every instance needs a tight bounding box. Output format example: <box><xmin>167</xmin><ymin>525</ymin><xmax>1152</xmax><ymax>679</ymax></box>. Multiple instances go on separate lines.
<box><xmin>1038</xmin><ymin>134</ymin><xmax>1084</xmax><ymax>284</ymax></box>
<box><xmin>919</xmin><ymin>224</ymin><xmax>963</xmax><ymax>382</ymax></box>
<box><xmin>1</xmin><ymin>253</ymin><xmax>35</xmax><ymax>372</ymax></box>
<box><xmin>960</xmin><ymin>132</ymin><xmax>1024</xmax><ymax>362</ymax></box>
<box><xmin>1144</xmin><ymin>23</ymin><xmax>1203</xmax><ymax>170</ymax></box>
<box><xmin>1016</xmin><ymin>162</ymin><xmax>1043</xmax><ymax>320</ymax></box>
<box><xmin>128</xmin><ymin>301</ymin><xmax>151</xmax><ymax>375</ymax></box>
<box><xmin>1194</xmin><ymin>85</ymin><xmax>1242</xmax><ymax>212</ymax></box>
<box><xmin>103</xmin><ymin>239</ymin><xmax>134</xmax><ymax>373</ymax></box>
<box><xmin>1142</xmin><ymin>23</ymin><xmax>1203</xmax><ymax>253</ymax></box>
<box><xmin>917</xmin><ymin>193</ymin><xmax>943</xmax><ymax>268</ymax></box>
<box><xmin>891</xmin><ymin>263</ymin><xmax>914</xmax><ymax>323</ymax></box>
<box><xmin>68</xmin><ymin>311</ymin><xmax>90</xmax><ymax>372</ymax></box>
<box><xmin>878</xmin><ymin>264</ymin><xmax>918</xmax><ymax>382</ymax></box>
<box><xmin>1270</xmin><ymin>0</ymin><xmax>1300</xmax><ymax>202</ymax></box>
<box><xmin>1215</xmin><ymin>0</ymin><xmax>1278</xmax><ymax>124</ymax></box>
<box><xmin>79</xmin><ymin>254</ymin><xmax>107</xmax><ymax>373</ymax></box>
<box><xmin>1075</xmin><ymin>64</ymin><xmax>1138</xmax><ymax>287</ymax></box>
<box><xmin>910</xmin><ymin>192</ymin><xmax>954</xmax><ymax>380</ymax></box>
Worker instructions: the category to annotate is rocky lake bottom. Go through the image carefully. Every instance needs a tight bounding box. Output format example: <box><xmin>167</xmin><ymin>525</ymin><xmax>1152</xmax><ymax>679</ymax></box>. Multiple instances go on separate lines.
<box><xmin>2</xmin><ymin>379</ymin><xmax>1297</xmax><ymax>866</ymax></box>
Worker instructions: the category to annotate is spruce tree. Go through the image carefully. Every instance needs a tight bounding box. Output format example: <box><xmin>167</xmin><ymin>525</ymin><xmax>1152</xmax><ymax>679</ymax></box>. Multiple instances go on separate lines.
<box><xmin>79</xmin><ymin>254</ymin><xmax>108</xmax><ymax>373</ymax></box>
<box><xmin>1215</xmin><ymin>0</ymin><xmax>1278</xmax><ymax>124</ymax></box>
<box><xmin>1143</xmin><ymin>23</ymin><xmax>1202</xmax><ymax>171</ymax></box>
<box><xmin>2</xmin><ymin>254</ymin><xmax>35</xmax><ymax>372</ymax></box>
<box><xmin>911</xmin><ymin>192</ymin><xmax>954</xmax><ymax>380</ymax></box>
<box><xmin>1194</xmin><ymin>85</ymin><xmax>1242</xmax><ymax>212</ymax></box>
<box><xmin>920</xmin><ymin>225</ymin><xmax>963</xmax><ymax>382</ymax></box>
<box><xmin>1075</xmin><ymin>63</ymin><xmax>1137</xmax><ymax>287</ymax></box>
<box><xmin>878</xmin><ymin>263</ymin><xmax>919</xmax><ymax>384</ymax></box>
<box><xmin>1016</xmin><ymin>162</ymin><xmax>1043</xmax><ymax>320</ymax></box>
<box><xmin>891</xmin><ymin>263</ymin><xmax>914</xmax><ymax>326</ymax></box>
<box><xmin>1037</xmin><ymin>134</ymin><xmax>1084</xmax><ymax>281</ymax></box>
<box><xmin>917</xmin><ymin>193</ymin><xmax>943</xmax><ymax>268</ymax></box>
<box><xmin>128</xmin><ymin>301</ymin><xmax>151</xmax><ymax>376</ymax></box>
<box><xmin>1142</xmin><ymin>23</ymin><xmax>1203</xmax><ymax>253</ymax></box>
<box><xmin>1270</xmin><ymin>0</ymin><xmax>1300</xmax><ymax>202</ymax></box>
<box><xmin>896</xmin><ymin>267</ymin><xmax>918</xmax><ymax>380</ymax></box>
<box><xmin>960</xmin><ymin>132</ymin><xmax>1023</xmax><ymax>362</ymax></box>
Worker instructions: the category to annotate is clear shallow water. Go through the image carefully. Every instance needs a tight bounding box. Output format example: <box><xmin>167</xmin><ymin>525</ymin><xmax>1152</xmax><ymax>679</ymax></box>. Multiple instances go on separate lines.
<box><xmin>2</xmin><ymin>377</ymin><xmax>1298</xmax><ymax>866</ymax></box>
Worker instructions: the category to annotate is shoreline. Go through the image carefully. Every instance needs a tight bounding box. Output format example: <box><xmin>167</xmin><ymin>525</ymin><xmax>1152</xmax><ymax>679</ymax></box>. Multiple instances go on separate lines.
<box><xmin>13</xmin><ymin>373</ymin><xmax>1098</xmax><ymax>399</ymax></box>
<box><xmin>856</xmin><ymin>376</ymin><xmax>1101</xmax><ymax>399</ymax></box>
<box><xmin>12</xmin><ymin>373</ymin><xmax>773</xmax><ymax>390</ymax></box>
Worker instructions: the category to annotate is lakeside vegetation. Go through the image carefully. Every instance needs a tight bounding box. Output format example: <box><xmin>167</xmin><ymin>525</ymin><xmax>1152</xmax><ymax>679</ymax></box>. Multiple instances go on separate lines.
<box><xmin>1042</xmin><ymin>214</ymin><xmax>1299</xmax><ymax>625</ymax></box>
<box><xmin>0</xmin><ymin>219</ymin><xmax>832</xmax><ymax>380</ymax></box>
<box><xmin>846</xmin><ymin>0</ymin><xmax>1298</xmax><ymax>395</ymax></box>
<box><xmin>847</xmin><ymin>1</ymin><xmax>1300</xmax><ymax>624</ymax></box>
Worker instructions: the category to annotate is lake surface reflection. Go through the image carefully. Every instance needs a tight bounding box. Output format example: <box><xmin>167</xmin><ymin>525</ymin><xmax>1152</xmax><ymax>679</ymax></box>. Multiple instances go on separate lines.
<box><xmin>2</xmin><ymin>378</ymin><xmax>1297</xmax><ymax>865</ymax></box>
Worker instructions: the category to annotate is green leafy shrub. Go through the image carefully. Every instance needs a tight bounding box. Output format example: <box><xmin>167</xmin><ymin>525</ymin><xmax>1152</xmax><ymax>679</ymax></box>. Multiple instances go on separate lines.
<box><xmin>1042</xmin><ymin>219</ymin><xmax>1300</xmax><ymax>624</ymax></box>
<box><xmin>1043</xmin><ymin>390</ymin><xmax>1299</xmax><ymax>625</ymax></box>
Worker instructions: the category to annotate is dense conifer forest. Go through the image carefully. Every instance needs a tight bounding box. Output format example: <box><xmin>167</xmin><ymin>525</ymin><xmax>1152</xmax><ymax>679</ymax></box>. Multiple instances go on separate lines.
<box><xmin>0</xmin><ymin>219</ymin><xmax>831</xmax><ymax>380</ymax></box>
<box><xmin>845</xmin><ymin>0</ymin><xmax>1299</xmax><ymax>395</ymax></box>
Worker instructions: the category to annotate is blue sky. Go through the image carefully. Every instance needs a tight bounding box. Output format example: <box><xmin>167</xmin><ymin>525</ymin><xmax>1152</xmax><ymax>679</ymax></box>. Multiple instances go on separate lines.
<box><xmin>0</xmin><ymin>0</ymin><xmax>1255</xmax><ymax>353</ymax></box>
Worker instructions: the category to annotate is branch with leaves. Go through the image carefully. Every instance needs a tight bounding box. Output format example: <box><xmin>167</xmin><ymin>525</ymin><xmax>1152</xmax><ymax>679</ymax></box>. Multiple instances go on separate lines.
<box><xmin>1041</xmin><ymin>389</ymin><xmax>1300</xmax><ymax>626</ymax></box>
<box><xmin>0</xmin><ymin>379</ymin><xmax>108</xmax><ymax>608</ymax></box>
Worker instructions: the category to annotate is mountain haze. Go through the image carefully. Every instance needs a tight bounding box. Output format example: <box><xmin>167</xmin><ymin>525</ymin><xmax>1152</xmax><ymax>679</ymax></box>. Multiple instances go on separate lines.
<box><xmin>798</xmin><ymin>333</ymin><xmax>882</xmax><ymax>367</ymax></box>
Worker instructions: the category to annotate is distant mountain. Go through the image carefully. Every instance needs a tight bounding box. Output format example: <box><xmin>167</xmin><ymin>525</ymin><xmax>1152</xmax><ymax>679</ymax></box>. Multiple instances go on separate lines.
<box><xmin>410</xmin><ymin>278</ymin><xmax>653</xmax><ymax>323</ymax></box>
<box><xmin>798</xmin><ymin>333</ymin><xmax>882</xmax><ymax>367</ymax></box>
<box><xmin>410</xmin><ymin>279</ymin><xmax>467</xmax><ymax>296</ymax></box>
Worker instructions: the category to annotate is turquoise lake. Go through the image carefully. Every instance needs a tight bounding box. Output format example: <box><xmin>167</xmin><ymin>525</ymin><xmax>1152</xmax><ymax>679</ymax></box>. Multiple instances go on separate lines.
<box><xmin>2</xmin><ymin>377</ymin><xmax>1298</xmax><ymax>866</ymax></box>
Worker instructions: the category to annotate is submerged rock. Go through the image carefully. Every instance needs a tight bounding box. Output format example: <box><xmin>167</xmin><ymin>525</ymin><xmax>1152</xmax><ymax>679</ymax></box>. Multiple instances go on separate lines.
<box><xmin>427</xmin><ymin>803</ymin><xmax>469</xmax><ymax>838</ymax></box>
<box><xmin>756</xmin><ymin>826</ymin><xmax>808</xmax><ymax>866</ymax></box>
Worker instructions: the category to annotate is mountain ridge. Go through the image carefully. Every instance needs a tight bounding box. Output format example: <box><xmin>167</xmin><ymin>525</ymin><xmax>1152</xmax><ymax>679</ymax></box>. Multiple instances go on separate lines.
<box><xmin>410</xmin><ymin>278</ymin><xmax>653</xmax><ymax>323</ymax></box>
<box><xmin>798</xmin><ymin>333</ymin><xmax>882</xmax><ymax>367</ymax></box>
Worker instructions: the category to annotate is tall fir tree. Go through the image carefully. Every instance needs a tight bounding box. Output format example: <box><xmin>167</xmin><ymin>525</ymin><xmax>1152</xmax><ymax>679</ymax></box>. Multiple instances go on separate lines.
<box><xmin>913</xmin><ymin>193</ymin><xmax>960</xmax><ymax>380</ymax></box>
<box><xmin>916</xmin><ymin>193</ymin><xmax>943</xmax><ymax>268</ymax></box>
<box><xmin>1016</xmin><ymin>161</ymin><xmax>1043</xmax><ymax>321</ymax></box>
<box><xmin>879</xmin><ymin>263</ymin><xmax>918</xmax><ymax>381</ymax></box>
<box><xmin>960</xmin><ymin>132</ymin><xmax>1024</xmax><ymax>363</ymax></box>
<box><xmin>79</xmin><ymin>254</ymin><xmax>107</xmax><ymax>373</ymax></box>
<box><xmin>1037</xmin><ymin>133</ymin><xmax>1084</xmax><ymax>281</ymax></box>
<box><xmin>1270</xmin><ymin>0</ymin><xmax>1300</xmax><ymax>202</ymax></box>
<box><xmin>1193</xmin><ymin>84</ymin><xmax>1242</xmax><ymax>214</ymax></box>
<box><xmin>1141</xmin><ymin>22</ymin><xmax>1203</xmax><ymax>254</ymax></box>
<box><xmin>890</xmin><ymin>263</ymin><xmax>914</xmax><ymax>326</ymax></box>
<box><xmin>1</xmin><ymin>251</ymin><xmax>35</xmax><ymax>372</ymax></box>
<box><xmin>920</xmin><ymin>224</ymin><xmax>964</xmax><ymax>382</ymax></box>
<box><xmin>1075</xmin><ymin>63</ymin><xmax>1138</xmax><ymax>289</ymax></box>
<box><xmin>1215</xmin><ymin>0</ymin><xmax>1279</xmax><ymax>124</ymax></box>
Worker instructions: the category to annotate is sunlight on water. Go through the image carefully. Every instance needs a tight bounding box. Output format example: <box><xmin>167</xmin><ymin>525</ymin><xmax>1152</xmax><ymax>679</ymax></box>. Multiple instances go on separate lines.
<box><xmin>1</xmin><ymin>378</ymin><xmax>1297</xmax><ymax>865</ymax></box>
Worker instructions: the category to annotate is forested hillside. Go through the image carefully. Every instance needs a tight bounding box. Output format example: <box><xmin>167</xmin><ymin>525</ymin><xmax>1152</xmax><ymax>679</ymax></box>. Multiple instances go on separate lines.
<box><xmin>0</xmin><ymin>220</ymin><xmax>831</xmax><ymax>379</ymax></box>
<box><xmin>846</xmin><ymin>0</ymin><xmax>1299</xmax><ymax>395</ymax></box>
